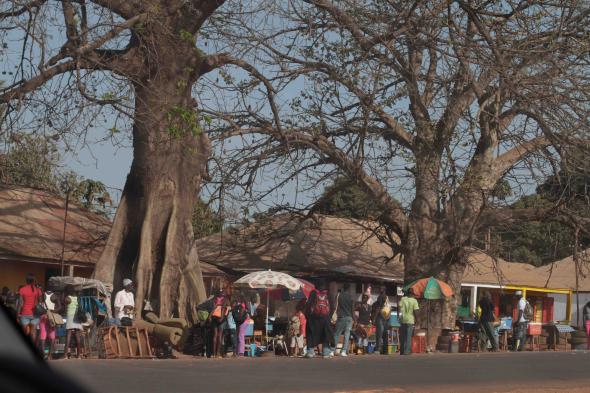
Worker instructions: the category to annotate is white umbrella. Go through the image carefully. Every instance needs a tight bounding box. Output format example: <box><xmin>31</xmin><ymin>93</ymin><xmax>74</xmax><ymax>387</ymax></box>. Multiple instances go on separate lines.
<box><xmin>233</xmin><ymin>270</ymin><xmax>302</xmax><ymax>345</ymax></box>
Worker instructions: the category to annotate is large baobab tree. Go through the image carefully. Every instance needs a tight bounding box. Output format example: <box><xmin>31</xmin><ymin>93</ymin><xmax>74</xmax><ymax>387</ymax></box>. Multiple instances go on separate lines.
<box><xmin>0</xmin><ymin>0</ymin><xmax>237</xmax><ymax>319</ymax></box>
<box><xmin>206</xmin><ymin>1</ymin><xmax>590</xmax><ymax>328</ymax></box>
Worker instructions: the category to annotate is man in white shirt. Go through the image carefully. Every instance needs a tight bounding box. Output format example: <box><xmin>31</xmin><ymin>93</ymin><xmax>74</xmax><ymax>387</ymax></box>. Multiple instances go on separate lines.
<box><xmin>114</xmin><ymin>279</ymin><xmax>135</xmax><ymax>323</ymax></box>
<box><xmin>514</xmin><ymin>290</ymin><xmax>528</xmax><ymax>351</ymax></box>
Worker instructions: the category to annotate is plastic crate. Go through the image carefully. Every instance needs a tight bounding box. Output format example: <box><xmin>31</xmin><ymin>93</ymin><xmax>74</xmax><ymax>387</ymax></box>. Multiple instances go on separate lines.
<box><xmin>499</xmin><ymin>317</ymin><xmax>512</xmax><ymax>330</ymax></box>
<box><xmin>528</xmin><ymin>323</ymin><xmax>542</xmax><ymax>336</ymax></box>
<box><xmin>412</xmin><ymin>336</ymin><xmax>426</xmax><ymax>353</ymax></box>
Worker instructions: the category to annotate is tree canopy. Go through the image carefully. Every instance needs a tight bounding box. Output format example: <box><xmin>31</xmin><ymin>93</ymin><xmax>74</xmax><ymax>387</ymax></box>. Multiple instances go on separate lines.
<box><xmin>206</xmin><ymin>0</ymin><xmax>590</xmax><ymax>327</ymax></box>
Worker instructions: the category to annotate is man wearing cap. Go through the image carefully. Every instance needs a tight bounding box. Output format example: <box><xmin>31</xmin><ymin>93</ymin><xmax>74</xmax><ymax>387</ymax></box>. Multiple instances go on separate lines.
<box><xmin>114</xmin><ymin>279</ymin><xmax>135</xmax><ymax>323</ymax></box>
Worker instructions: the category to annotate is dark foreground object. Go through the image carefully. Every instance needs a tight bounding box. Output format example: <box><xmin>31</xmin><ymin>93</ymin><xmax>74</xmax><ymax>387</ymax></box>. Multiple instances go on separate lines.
<box><xmin>53</xmin><ymin>351</ymin><xmax>590</xmax><ymax>393</ymax></box>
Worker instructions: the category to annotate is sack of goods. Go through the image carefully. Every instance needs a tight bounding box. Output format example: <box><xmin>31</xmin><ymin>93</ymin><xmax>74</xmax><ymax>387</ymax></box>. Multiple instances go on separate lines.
<box><xmin>381</xmin><ymin>300</ymin><xmax>391</xmax><ymax>319</ymax></box>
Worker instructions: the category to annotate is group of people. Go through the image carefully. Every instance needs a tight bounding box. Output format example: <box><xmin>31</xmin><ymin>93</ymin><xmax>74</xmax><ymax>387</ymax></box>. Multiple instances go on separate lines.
<box><xmin>195</xmin><ymin>289</ymin><xmax>260</xmax><ymax>358</ymax></box>
<box><xmin>193</xmin><ymin>282</ymin><xmax>421</xmax><ymax>359</ymax></box>
<box><xmin>476</xmin><ymin>290</ymin><xmax>590</xmax><ymax>352</ymax></box>
<box><xmin>290</xmin><ymin>281</ymin><xmax>419</xmax><ymax>358</ymax></box>
<box><xmin>477</xmin><ymin>290</ymin><xmax>538</xmax><ymax>352</ymax></box>
<box><xmin>10</xmin><ymin>273</ymin><xmax>588</xmax><ymax>360</ymax></box>
<box><xmin>2</xmin><ymin>274</ymin><xmax>136</xmax><ymax>360</ymax></box>
<box><xmin>3</xmin><ymin>274</ymin><xmax>89</xmax><ymax>359</ymax></box>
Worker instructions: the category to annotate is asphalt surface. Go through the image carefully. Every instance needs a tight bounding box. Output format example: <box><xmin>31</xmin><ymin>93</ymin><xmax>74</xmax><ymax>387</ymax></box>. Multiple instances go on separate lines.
<box><xmin>52</xmin><ymin>351</ymin><xmax>590</xmax><ymax>393</ymax></box>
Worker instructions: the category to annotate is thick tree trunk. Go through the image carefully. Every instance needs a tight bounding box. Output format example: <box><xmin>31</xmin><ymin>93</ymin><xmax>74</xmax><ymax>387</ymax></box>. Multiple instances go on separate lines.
<box><xmin>94</xmin><ymin>73</ymin><xmax>210</xmax><ymax>321</ymax></box>
<box><xmin>403</xmin><ymin>139</ymin><xmax>483</xmax><ymax>348</ymax></box>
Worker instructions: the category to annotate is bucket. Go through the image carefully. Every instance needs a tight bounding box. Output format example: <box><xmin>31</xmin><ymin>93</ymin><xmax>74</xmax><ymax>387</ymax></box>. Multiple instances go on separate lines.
<box><xmin>387</xmin><ymin>344</ymin><xmax>398</xmax><ymax>354</ymax></box>
<box><xmin>451</xmin><ymin>332</ymin><xmax>460</xmax><ymax>342</ymax></box>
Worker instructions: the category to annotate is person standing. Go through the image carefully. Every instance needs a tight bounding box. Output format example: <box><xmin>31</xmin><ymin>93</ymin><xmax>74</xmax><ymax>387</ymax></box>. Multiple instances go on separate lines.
<box><xmin>39</xmin><ymin>288</ymin><xmax>63</xmax><ymax>359</ymax></box>
<box><xmin>288</xmin><ymin>300</ymin><xmax>307</xmax><ymax>357</ymax></box>
<box><xmin>478</xmin><ymin>291</ymin><xmax>498</xmax><ymax>351</ymax></box>
<box><xmin>513</xmin><ymin>290</ymin><xmax>530</xmax><ymax>351</ymax></box>
<box><xmin>332</xmin><ymin>283</ymin><xmax>354</xmax><ymax>356</ymax></box>
<box><xmin>210</xmin><ymin>294</ymin><xmax>229</xmax><ymax>358</ymax></box>
<box><xmin>398</xmin><ymin>288</ymin><xmax>419</xmax><ymax>355</ymax></box>
<box><xmin>114</xmin><ymin>279</ymin><xmax>135</xmax><ymax>324</ymax></box>
<box><xmin>17</xmin><ymin>274</ymin><xmax>43</xmax><ymax>343</ymax></box>
<box><xmin>232</xmin><ymin>295</ymin><xmax>249</xmax><ymax>356</ymax></box>
<box><xmin>583</xmin><ymin>300</ymin><xmax>590</xmax><ymax>350</ymax></box>
<box><xmin>223</xmin><ymin>304</ymin><xmax>237</xmax><ymax>357</ymax></box>
<box><xmin>304</xmin><ymin>280</ymin><xmax>333</xmax><ymax>358</ymax></box>
<box><xmin>196</xmin><ymin>296</ymin><xmax>215</xmax><ymax>357</ymax></box>
<box><xmin>354</xmin><ymin>294</ymin><xmax>372</xmax><ymax>354</ymax></box>
<box><xmin>1</xmin><ymin>286</ymin><xmax>17</xmax><ymax>316</ymax></box>
<box><xmin>64</xmin><ymin>285</ymin><xmax>84</xmax><ymax>359</ymax></box>
<box><xmin>372</xmin><ymin>288</ymin><xmax>390</xmax><ymax>355</ymax></box>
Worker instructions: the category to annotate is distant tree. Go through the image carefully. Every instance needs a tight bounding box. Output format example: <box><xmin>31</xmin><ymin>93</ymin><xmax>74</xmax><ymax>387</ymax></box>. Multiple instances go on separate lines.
<box><xmin>0</xmin><ymin>133</ymin><xmax>60</xmax><ymax>191</ymax></box>
<box><xmin>314</xmin><ymin>177</ymin><xmax>392</xmax><ymax>220</ymax></box>
<box><xmin>192</xmin><ymin>199</ymin><xmax>223</xmax><ymax>239</ymax></box>
<box><xmin>488</xmin><ymin>157</ymin><xmax>590</xmax><ymax>265</ymax></box>
<box><xmin>0</xmin><ymin>133</ymin><xmax>112</xmax><ymax>215</ymax></box>
<box><xmin>61</xmin><ymin>173</ymin><xmax>113</xmax><ymax>217</ymax></box>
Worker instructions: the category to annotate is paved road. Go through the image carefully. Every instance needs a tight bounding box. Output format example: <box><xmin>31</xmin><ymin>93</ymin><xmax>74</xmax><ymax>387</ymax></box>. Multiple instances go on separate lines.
<box><xmin>53</xmin><ymin>351</ymin><xmax>590</xmax><ymax>393</ymax></box>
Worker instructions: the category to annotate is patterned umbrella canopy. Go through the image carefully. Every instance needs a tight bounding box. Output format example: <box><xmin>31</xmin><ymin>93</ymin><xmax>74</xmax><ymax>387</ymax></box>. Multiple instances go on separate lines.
<box><xmin>403</xmin><ymin>277</ymin><xmax>454</xmax><ymax>300</ymax></box>
<box><xmin>268</xmin><ymin>278</ymin><xmax>315</xmax><ymax>301</ymax></box>
<box><xmin>234</xmin><ymin>270</ymin><xmax>302</xmax><ymax>291</ymax></box>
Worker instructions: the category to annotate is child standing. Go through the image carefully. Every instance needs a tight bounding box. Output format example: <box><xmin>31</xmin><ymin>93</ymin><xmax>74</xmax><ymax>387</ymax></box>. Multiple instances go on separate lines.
<box><xmin>355</xmin><ymin>294</ymin><xmax>372</xmax><ymax>355</ymax></box>
<box><xmin>289</xmin><ymin>301</ymin><xmax>307</xmax><ymax>357</ymax></box>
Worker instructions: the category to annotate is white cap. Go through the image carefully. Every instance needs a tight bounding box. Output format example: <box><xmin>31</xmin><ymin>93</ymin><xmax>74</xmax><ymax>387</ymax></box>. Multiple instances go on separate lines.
<box><xmin>514</xmin><ymin>290</ymin><xmax>523</xmax><ymax>296</ymax></box>
<box><xmin>123</xmin><ymin>278</ymin><xmax>133</xmax><ymax>287</ymax></box>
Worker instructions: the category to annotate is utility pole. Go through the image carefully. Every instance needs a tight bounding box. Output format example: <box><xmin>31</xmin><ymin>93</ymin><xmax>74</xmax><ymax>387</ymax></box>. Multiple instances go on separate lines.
<box><xmin>574</xmin><ymin>228</ymin><xmax>580</xmax><ymax>327</ymax></box>
<box><xmin>59</xmin><ymin>190</ymin><xmax>70</xmax><ymax>276</ymax></box>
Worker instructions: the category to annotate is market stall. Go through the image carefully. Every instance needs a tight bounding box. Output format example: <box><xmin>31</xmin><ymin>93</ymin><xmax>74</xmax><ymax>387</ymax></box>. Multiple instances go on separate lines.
<box><xmin>46</xmin><ymin>276</ymin><xmax>113</xmax><ymax>357</ymax></box>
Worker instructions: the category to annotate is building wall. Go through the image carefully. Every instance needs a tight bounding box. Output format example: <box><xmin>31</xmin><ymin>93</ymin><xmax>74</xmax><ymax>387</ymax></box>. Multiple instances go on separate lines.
<box><xmin>572</xmin><ymin>292</ymin><xmax>590</xmax><ymax>328</ymax></box>
<box><xmin>548</xmin><ymin>293</ymin><xmax>568</xmax><ymax>323</ymax></box>
<box><xmin>0</xmin><ymin>260</ymin><xmax>93</xmax><ymax>292</ymax></box>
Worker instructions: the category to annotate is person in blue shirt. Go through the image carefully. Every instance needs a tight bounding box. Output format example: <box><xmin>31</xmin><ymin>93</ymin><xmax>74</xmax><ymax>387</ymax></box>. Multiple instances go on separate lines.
<box><xmin>223</xmin><ymin>305</ymin><xmax>238</xmax><ymax>357</ymax></box>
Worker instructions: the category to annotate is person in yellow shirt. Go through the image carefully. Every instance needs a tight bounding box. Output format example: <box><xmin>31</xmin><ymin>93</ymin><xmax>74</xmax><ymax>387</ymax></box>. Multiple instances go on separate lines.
<box><xmin>398</xmin><ymin>288</ymin><xmax>420</xmax><ymax>355</ymax></box>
